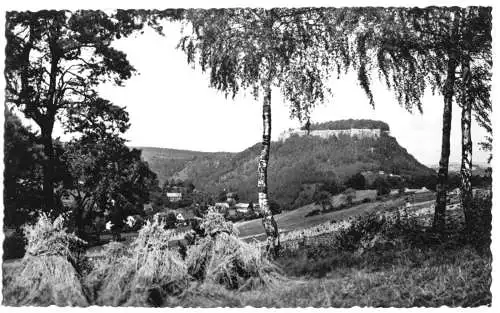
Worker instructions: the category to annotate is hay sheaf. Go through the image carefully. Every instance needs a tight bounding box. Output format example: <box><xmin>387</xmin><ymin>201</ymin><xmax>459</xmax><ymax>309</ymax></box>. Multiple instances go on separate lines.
<box><xmin>3</xmin><ymin>214</ymin><xmax>89</xmax><ymax>306</ymax></box>
<box><xmin>4</xmin><ymin>255</ymin><xmax>89</xmax><ymax>306</ymax></box>
<box><xmin>83</xmin><ymin>241</ymin><xmax>132</xmax><ymax>303</ymax></box>
<box><xmin>88</xmin><ymin>219</ymin><xmax>189</xmax><ymax>306</ymax></box>
<box><xmin>186</xmin><ymin>212</ymin><xmax>285</xmax><ymax>291</ymax></box>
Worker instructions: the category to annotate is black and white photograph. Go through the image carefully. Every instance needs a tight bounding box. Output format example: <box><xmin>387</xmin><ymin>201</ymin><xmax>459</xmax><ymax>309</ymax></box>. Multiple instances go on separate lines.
<box><xmin>1</xmin><ymin>0</ymin><xmax>496</xmax><ymax>308</ymax></box>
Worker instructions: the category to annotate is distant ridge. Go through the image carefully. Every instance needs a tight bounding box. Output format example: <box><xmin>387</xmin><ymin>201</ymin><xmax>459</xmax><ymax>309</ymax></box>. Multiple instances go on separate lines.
<box><xmin>138</xmin><ymin>119</ymin><xmax>434</xmax><ymax>208</ymax></box>
<box><xmin>427</xmin><ymin>162</ymin><xmax>490</xmax><ymax>176</ymax></box>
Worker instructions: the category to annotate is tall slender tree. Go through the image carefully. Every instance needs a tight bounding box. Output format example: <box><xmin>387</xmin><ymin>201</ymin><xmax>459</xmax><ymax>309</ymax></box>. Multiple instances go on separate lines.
<box><xmin>179</xmin><ymin>8</ymin><xmax>358</xmax><ymax>254</ymax></box>
<box><xmin>347</xmin><ymin>7</ymin><xmax>491</xmax><ymax>232</ymax></box>
<box><xmin>401</xmin><ymin>7</ymin><xmax>491</xmax><ymax>232</ymax></box>
<box><xmin>407</xmin><ymin>8</ymin><xmax>461</xmax><ymax>231</ymax></box>
<box><xmin>455</xmin><ymin>7</ymin><xmax>492</xmax><ymax>234</ymax></box>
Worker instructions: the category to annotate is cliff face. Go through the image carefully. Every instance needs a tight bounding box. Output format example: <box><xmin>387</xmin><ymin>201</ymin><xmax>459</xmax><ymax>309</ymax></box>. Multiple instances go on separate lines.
<box><xmin>278</xmin><ymin>119</ymin><xmax>392</xmax><ymax>142</ymax></box>
<box><xmin>277</xmin><ymin>128</ymin><xmax>388</xmax><ymax>142</ymax></box>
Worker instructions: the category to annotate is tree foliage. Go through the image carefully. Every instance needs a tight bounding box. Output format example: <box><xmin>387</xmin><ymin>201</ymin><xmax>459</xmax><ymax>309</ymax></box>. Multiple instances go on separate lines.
<box><xmin>60</xmin><ymin>96</ymin><xmax>157</xmax><ymax>236</ymax></box>
<box><xmin>344</xmin><ymin>7</ymin><xmax>491</xmax><ymax>232</ymax></box>
<box><xmin>5</xmin><ymin>10</ymin><xmax>144</xmax><ymax>125</ymax></box>
<box><xmin>309</xmin><ymin>119</ymin><xmax>390</xmax><ymax>131</ymax></box>
<box><xmin>179</xmin><ymin>8</ymin><xmax>360</xmax><ymax>123</ymax></box>
<box><xmin>313</xmin><ymin>190</ymin><xmax>332</xmax><ymax>211</ymax></box>
<box><xmin>346</xmin><ymin>172</ymin><xmax>366</xmax><ymax>190</ymax></box>
<box><xmin>4</xmin><ymin>10</ymin><xmax>153</xmax><ymax>209</ymax></box>
<box><xmin>177</xmin><ymin>8</ymin><xmax>385</xmax><ymax>253</ymax></box>
<box><xmin>4</xmin><ymin>108</ymin><xmax>43</xmax><ymax>227</ymax></box>
<box><xmin>63</xmin><ymin>135</ymin><xmax>158</xmax><ymax>235</ymax></box>
<box><xmin>344</xmin><ymin>7</ymin><xmax>491</xmax><ymax>130</ymax></box>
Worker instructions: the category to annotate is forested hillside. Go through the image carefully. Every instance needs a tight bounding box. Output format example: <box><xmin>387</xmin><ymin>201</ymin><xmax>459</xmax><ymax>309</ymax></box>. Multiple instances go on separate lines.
<box><xmin>137</xmin><ymin>147</ymin><xmax>233</xmax><ymax>183</ymax></box>
<box><xmin>139</xmin><ymin>121</ymin><xmax>434</xmax><ymax>208</ymax></box>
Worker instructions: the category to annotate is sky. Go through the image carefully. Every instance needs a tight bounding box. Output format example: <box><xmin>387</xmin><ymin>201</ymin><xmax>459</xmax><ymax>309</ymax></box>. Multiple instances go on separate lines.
<box><xmin>17</xmin><ymin>19</ymin><xmax>491</xmax><ymax>166</ymax></box>
<box><xmin>94</xmin><ymin>21</ymin><xmax>490</xmax><ymax>166</ymax></box>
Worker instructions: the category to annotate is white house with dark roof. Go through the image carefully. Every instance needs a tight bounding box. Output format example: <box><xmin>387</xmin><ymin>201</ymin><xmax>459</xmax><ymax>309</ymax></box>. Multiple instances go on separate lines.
<box><xmin>166</xmin><ymin>192</ymin><xmax>182</xmax><ymax>202</ymax></box>
<box><xmin>234</xmin><ymin>203</ymin><xmax>252</xmax><ymax>214</ymax></box>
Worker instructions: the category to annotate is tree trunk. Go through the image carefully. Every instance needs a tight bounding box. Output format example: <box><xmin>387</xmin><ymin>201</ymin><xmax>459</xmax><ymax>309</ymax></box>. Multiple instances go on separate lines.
<box><xmin>41</xmin><ymin>123</ymin><xmax>55</xmax><ymax>211</ymax></box>
<box><xmin>433</xmin><ymin>56</ymin><xmax>457</xmax><ymax>232</ymax></box>
<box><xmin>258</xmin><ymin>81</ymin><xmax>280</xmax><ymax>257</ymax></box>
<box><xmin>460</xmin><ymin>55</ymin><xmax>473</xmax><ymax>236</ymax></box>
<box><xmin>40</xmin><ymin>38</ymin><xmax>60</xmax><ymax>212</ymax></box>
<box><xmin>74</xmin><ymin>206</ymin><xmax>84</xmax><ymax>238</ymax></box>
<box><xmin>73</xmin><ymin>193</ymin><xmax>86</xmax><ymax>239</ymax></box>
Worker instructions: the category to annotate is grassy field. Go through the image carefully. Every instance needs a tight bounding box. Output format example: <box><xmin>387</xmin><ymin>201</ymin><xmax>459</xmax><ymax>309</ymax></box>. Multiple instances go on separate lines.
<box><xmin>170</xmin><ymin>198</ymin><xmax>491</xmax><ymax>307</ymax></box>
<box><xmin>3</xmin><ymin>191</ymin><xmax>490</xmax><ymax>307</ymax></box>
<box><xmin>170</xmin><ymin>243</ymin><xmax>490</xmax><ymax>307</ymax></box>
<box><xmin>236</xmin><ymin>201</ymin><xmax>385</xmax><ymax>239</ymax></box>
<box><xmin>236</xmin><ymin>192</ymin><xmax>435</xmax><ymax>240</ymax></box>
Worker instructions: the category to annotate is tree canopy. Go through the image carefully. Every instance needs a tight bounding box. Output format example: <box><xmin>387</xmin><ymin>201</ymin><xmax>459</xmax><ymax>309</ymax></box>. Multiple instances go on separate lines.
<box><xmin>4</xmin><ymin>10</ymin><xmax>160</xmax><ymax>209</ymax></box>
<box><xmin>308</xmin><ymin>119</ymin><xmax>390</xmax><ymax>131</ymax></box>
<box><xmin>179</xmin><ymin>8</ymin><xmax>362</xmax><ymax>123</ymax></box>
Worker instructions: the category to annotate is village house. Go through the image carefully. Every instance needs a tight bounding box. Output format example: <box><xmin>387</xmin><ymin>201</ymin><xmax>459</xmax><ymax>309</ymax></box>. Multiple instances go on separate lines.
<box><xmin>389</xmin><ymin>189</ymin><xmax>400</xmax><ymax>196</ymax></box>
<box><xmin>60</xmin><ymin>191</ymin><xmax>78</xmax><ymax>208</ymax></box>
<box><xmin>234</xmin><ymin>203</ymin><xmax>252</xmax><ymax>214</ymax></box>
<box><xmin>225</xmin><ymin>203</ymin><xmax>254</xmax><ymax>218</ymax></box>
<box><xmin>415</xmin><ymin>187</ymin><xmax>430</xmax><ymax>194</ymax></box>
<box><xmin>143</xmin><ymin>203</ymin><xmax>154</xmax><ymax>215</ymax></box>
<box><xmin>166</xmin><ymin>192</ymin><xmax>182</xmax><ymax>202</ymax></box>
<box><xmin>176</xmin><ymin>207</ymin><xmax>196</xmax><ymax>220</ymax></box>
<box><xmin>404</xmin><ymin>187</ymin><xmax>430</xmax><ymax>194</ymax></box>
<box><xmin>210</xmin><ymin>202</ymin><xmax>230</xmax><ymax>215</ymax></box>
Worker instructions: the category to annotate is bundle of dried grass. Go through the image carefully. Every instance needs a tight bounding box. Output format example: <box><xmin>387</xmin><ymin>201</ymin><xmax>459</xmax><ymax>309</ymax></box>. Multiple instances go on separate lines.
<box><xmin>3</xmin><ymin>214</ymin><xmax>89</xmax><ymax>306</ymax></box>
<box><xmin>83</xmin><ymin>241</ymin><xmax>132</xmax><ymax>302</ymax></box>
<box><xmin>186</xmin><ymin>212</ymin><xmax>284</xmax><ymax>291</ymax></box>
<box><xmin>89</xmin><ymin>219</ymin><xmax>189</xmax><ymax>306</ymax></box>
<box><xmin>23</xmin><ymin>213</ymin><xmax>86</xmax><ymax>262</ymax></box>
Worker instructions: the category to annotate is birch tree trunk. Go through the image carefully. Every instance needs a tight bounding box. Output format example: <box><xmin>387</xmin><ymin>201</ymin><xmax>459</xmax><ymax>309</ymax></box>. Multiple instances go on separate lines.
<box><xmin>258</xmin><ymin>80</ymin><xmax>280</xmax><ymax>256</ymax></box>
<box><xmin>433</xmin><ymin>56</ymin><xmax>457</xmax><ymax>232</ymax></box>
<box><xmin>460</xmin><ymin>55</ymin><xmax>473</xmax><ymax>236</ymax></box>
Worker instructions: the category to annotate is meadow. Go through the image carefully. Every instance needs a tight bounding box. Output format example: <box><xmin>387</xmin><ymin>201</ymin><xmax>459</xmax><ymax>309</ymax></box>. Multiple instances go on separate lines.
<box><xmin>2</xmin><ymin>192</ymin><xmax>491</xmax><ymax>307</ymax></box>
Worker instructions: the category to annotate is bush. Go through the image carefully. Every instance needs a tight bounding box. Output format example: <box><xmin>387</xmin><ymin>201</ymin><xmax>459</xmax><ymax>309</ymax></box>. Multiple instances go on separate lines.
<box><xmin>313</xmin><ymin>190</ymin><xmax>332</xmax><ymax>211</ymax></box>
<box><xmin>305</xmin><ymin>209</ymin><xmax>321</xmax><ymax>217</ymax></box>
<box><xmin>333</xmin><ymin>210</ymin><xmax>417</xmax><ymax>253</ymax></box>
<box><xmin>467</xmin><ymin>192</ymin><xmax>492</xmax><ymax>249</ymax></box>
<box><xmin>269</xmin><ymin>200</ymin><xmax>282</xmax><ymax>215</ymax></box>
<box><xmin>335</xmin><ymin>214</ymin><xmax>386</xmax><ymax>251</ymax></box>
<box><xmin>372</xmin><ymin>177</ymin><xmax>391</xmax><ymax>196</ymax></box>
<box><xmin>3</xmin><ymin>230</ymin><xmax>26</xmax><ymax>260</ymax></box>
<box><xmin>346</xmin><ymin>173</ymin><xmax>366</xmax><ymax>190</ymax></box>
<box><xmin>3</xmin><ymin>214</ymin><xmax>89</xmax><ymax>306</ymax></box>
<box><xmin>185</xmin><ymin>212</ymin><xmax>284</xmax><ymax>291</ymax></box>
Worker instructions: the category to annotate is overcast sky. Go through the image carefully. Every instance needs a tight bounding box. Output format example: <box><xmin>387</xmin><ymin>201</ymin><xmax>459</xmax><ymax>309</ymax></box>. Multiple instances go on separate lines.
<box><xmin>30</xmin><ymin>19</ymin><xmax>489</xmax><ymax>166</ymax></box>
